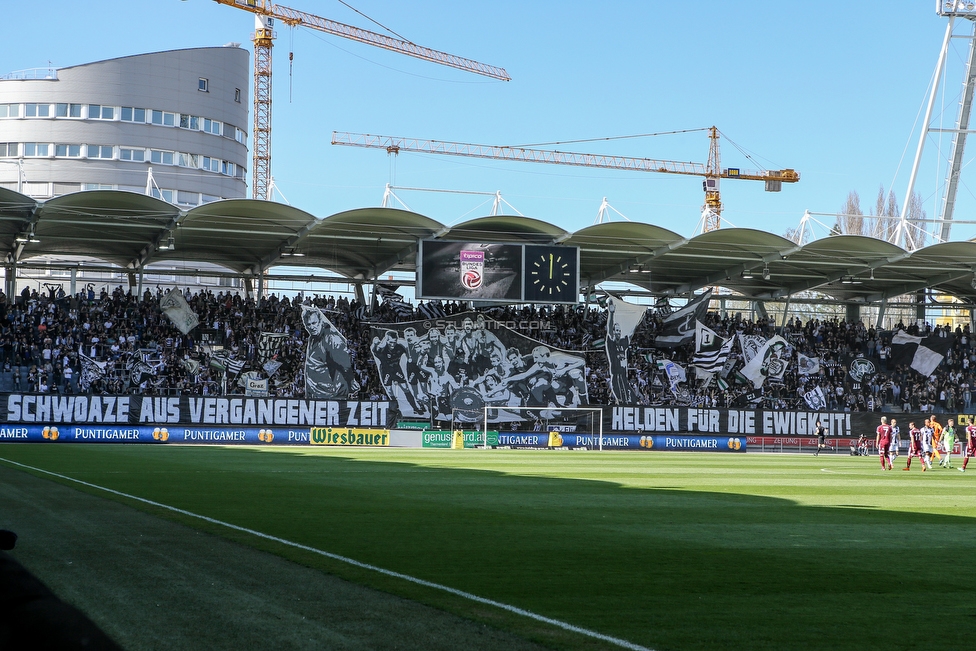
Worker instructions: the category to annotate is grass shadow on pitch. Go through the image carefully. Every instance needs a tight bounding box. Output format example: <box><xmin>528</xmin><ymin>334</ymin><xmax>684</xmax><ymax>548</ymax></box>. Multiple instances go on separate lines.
<box><xmin>2</xmin><ymin>443</ymin><xmax>975</xmax><ymax>651</ymax></box>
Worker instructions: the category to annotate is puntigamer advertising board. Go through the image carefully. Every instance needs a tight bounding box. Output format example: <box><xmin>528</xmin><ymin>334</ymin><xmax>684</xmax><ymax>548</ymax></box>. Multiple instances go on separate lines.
<box><xmin>0</xmin><ymin>393</ymin><xmax>939</xmax><ymax>451</ymax></box>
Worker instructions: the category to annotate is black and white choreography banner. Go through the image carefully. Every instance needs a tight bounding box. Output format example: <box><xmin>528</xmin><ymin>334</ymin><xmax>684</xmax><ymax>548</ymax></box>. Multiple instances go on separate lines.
<box><xmin>369</xmin><ymin>311</ymin><xmax>588</xmax><ymax>421</ymax></box>
<box><xmin>301</xmin><ymin>305</ymin><xmax>357</xmax><ymax>399</ymax></box>
<box><xmin>601</xmin><ymin>406</ymin><xmax>949</xmax><ymax>437</ymax></box>
<box><xmin>605</xmin><ymin>297</ymin><xmax>646</xmax><ymax>404</ymax></box>
<box><xmin>0</xmin><ymin>394</ymin><xmax>395</xmax><ymax>428</ymax></box>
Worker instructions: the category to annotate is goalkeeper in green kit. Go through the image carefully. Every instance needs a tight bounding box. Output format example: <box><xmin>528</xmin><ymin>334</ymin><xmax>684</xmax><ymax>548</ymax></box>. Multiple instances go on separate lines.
<box><xmin>940</xmin><ymin>418</ymin><xmax>957</xmax><ymax>469</ymax></box>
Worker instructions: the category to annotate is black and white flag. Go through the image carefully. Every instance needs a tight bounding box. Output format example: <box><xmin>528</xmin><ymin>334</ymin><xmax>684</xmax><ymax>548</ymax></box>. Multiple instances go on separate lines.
<box><xmin>890</xmin><ymin>330</ymin><xmax>954</xmax><ymax>376</ymax></box>
<box><xmin>78</xmin><ymin>354</ymin><xmax>106</xmax><ymax>391</ymax></box>
<box><xmin>848</xmin><ymin>356</ymin><xmax>877</xmax><ymax>382</ymax></box>
<box><xmin>741</xmin><ymin>335</ymin><xmax>789</xmax><ymax>388</ymax></box>
<box><xmin>803</xmin><ymin>386</ymin><xmax>827</xmax><ymax>411</ymax></box>
<box><xmin>737</xmin><ymin>334</ymin><xmax>767</xmax><ymax>365</ymax></box>
<box><xmin>159</xmin><ymin>288</ymin><xmax>199</xmax><ymax>335</ymax></box>
<box><xmin>653</xmin><ymin>289</ymin><xmax>712</xmax><ymax>348</ymax></box>
<box><xmin>691</xmin><ymin>320</ymin><xmax>733</xmax><ymax>373</ymax></box>
<box><xmin>258</xmin><ymin>332</ymin><xmax>289</xmax><ymax>363</ymax></box>
<box><xmin>375</xmin><ymin>284</ymin><xmax>402</xmax><ymax>301</ymax></box>
<box><xmin>418</xmin><ymin>301</ymin><xmax>446</xmax><ymax>320</ymax></box>
<box><xmin>797</xmin><ymin>353</ymin><xmax>821</xmax><ymax>376</ymax></box>
<box><xmin>262</xmin><ymin>359</ymin><xmax>283</xmax><ymax>378</ymax></box>
<box><xmin>389</xmin><ymin>301</ymin><xmax>415</xmax><ymax>319</ymax></box>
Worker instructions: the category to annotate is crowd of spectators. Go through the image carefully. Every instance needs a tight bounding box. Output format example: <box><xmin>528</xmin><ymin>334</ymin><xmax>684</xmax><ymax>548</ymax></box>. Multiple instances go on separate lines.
<box><xmin>0</xmin><ymin>284</ymin><xmax>971</xmax><ymax>415</ymax></box>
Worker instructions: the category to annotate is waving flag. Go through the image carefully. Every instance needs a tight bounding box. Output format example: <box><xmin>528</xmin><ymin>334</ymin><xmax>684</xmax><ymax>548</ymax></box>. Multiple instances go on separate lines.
<box><xmin>797</xmin><ymin>353</ymin><xmax>821</xmax><ymax>376</ymax></box>
<box><xmin>740</xmin><ymin>335</ymin><xmax>789</xmax><ymax>388</ymax></box>
<box><xmin>890</xmin><ymin>330</ymin><xmax>954</xmax><ymax>376</ymax></box>
<box><xmin>159</xmin><ymin>288</ymin><xmax>199</xmax><ymax>334</ymax></box>
<box><xmin>653</xmin><ymin>289</ymin><xmax>712</xmax><ymax>348</ymax></box>
<box><xmin>78</xmin><ymin>354</ymin><xmax>107</xmax><ymax>391</ymax></box>
<box><xmin>691</xmin><ymin>320</ymin><xmax>733</xmax><ymax>373</ymax></box>
<box><xmin>656</xmin><ymin>359</ymin><xmax>687</xmax><ymax>393</ymax></box>
<box><xmin>803</xmin><ymin>386</ymin><xmax>827</xmax><ymax>410</ymax></box>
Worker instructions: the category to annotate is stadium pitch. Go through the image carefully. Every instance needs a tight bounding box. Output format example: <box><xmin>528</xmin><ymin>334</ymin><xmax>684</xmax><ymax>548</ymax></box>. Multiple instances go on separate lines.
<box><xmin>1</xmin><ymin>445</ymin><xmax>974</xmax><ymax>651</ymax></box>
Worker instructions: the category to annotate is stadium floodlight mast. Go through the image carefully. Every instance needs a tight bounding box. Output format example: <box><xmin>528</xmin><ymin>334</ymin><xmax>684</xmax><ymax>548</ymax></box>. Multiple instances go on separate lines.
<box><xmin>899</xmin><ymin>0</ymin><xmax>976</xmax><ymax>248</ymax></box>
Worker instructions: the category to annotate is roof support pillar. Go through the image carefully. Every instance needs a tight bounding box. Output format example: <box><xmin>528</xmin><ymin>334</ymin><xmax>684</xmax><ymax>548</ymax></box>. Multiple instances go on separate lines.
<box><xmin>754</xmin><ymin>300</ymin><xmax>768</xmax><ymax>321</ymax></box>
<box><xmin>916</xmin><ymin>290</ymin><xmax>926</xmax><ymax>325</ymax></box>
<box><xmin>875</xmin><ymin>298</ymin><xmax>887</xmax><ymax>330</ymax></box>
<box><xmin>4</xmin><ymin>264</ymin><xmax>14</xmax><ymax>305</ymax></box>
<box><xmin>354</xmin><ymin>281</ymin><xmax>365</xmax><ymax>306</ymax></box>
<box><xmin>136</xmin><ymin>270</ymin><xmax>144</xmax><ymax>302</ymax></box>
<box><xmin>256</xmin><ymin>269</ymin><xmax>265</xmax><ymax>308</ymax></box>
<box><xmin>846</xmin><ymin>303</ymin><xmax>860</xmax><ymax>324</ymax></box>
<box><xmin>780</xmin><ymin>295</ymin><xmax>791</xmax><ymax>329</ymax></box>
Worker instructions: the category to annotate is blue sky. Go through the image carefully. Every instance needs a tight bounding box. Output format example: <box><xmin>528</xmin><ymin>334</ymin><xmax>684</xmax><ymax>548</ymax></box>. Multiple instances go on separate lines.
<box><xmin>5</xmin><ymin>1</ymin><xmax>974</xmax><ymax>243</ymax></box>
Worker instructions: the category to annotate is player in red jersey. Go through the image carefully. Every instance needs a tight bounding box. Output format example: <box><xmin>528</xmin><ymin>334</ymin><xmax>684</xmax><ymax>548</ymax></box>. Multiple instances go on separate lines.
<box><xmin>903</xmin><ymin>422</ymin><xmax>926</xmax><ymax>471</ymax></box>
<box><xmin>875</xmin><ymin>416</ymin><xmax>892</xmax><ymax>470</ymax></box>
<box><xmin>960</xmin><ymin>417</ymin><xmax>976</xmax><ymax>473</ymax></box>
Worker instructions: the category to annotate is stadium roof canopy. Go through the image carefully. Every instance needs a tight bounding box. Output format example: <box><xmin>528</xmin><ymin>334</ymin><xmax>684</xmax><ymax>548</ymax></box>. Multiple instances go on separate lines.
<box><xmin>2</xmin><ymin>188</ymin><xmax>975</xmax><ymax>305</ymax></box>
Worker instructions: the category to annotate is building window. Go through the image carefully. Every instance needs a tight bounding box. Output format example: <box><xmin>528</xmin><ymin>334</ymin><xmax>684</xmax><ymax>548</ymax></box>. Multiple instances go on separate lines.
<box><xmin>177</xmin><ymin>190</ymin><xmax>200</xmax><ymax>206</ymax></box>
<box><xmin>198</xmin><ymin>78</ymin><xmax>209</xmax><ymax>92</ymax></box>
<box><xmin>179</xmin><ymin>114</ymin><xmax>201</xmax><ymax>130</ymax></box>
<box><xmin>55</xmin><ymin>144</ymin><xmax>82</xmax><ymax>157</ymax></box>
<box><xmin>235</xmin><ymin>128</ymin><xmax>246</xmax><ymax>144</ymax></box>
<box><xmin>24</xmin><ymin>143</ymin><xmax>50</xmax><ymax>157</ymax></box>
<box><xmin>121</xmin><ymin>107</ymin><xmax>147</xmax><ymax>123</ymax></box>
<box><xmin>0</xmin><ymin>143</ymin><xmax>17</xmax><ymax>157</ymax></box>
<box><xmin>234</xmin><ymin>88</ymin><xmax>241</xmax><ymax>103</ymax></box>
<box><xmin>86</xmin><ymin>145</ymin><xmax>113</xmax><ymax>159</ymax></box>
<box><xmin>203</xmin><ymin>118</ymin><xmax>222</xmax><ymax>136</ymax></box>
<box><xmin>151</xmin><ymin>110</ymin><xmax>176</xmax><ymax>127</ymax></box>
<box><xmin>120</xmin><ymin>148</ymin><xmax>146</xmax><ymax>162</ymax></box>
<box><xmin>56</xmin><ymin>103</ymin><xmax>83</xmax><ymax>118</ymax></box>
<box><xmin>151</xmin><ymin>188</ymin><xmax>175</xmax><ymax>202</ymax></box>
<box><xmin>150</xmin><ymin>150</ymin><xmax>175</xmax><ymax>165</ymax></box>
<box><xmin>0</xmin><ymin>104</ymin><xmax>19</xmax><ymax>118</ymax></box>
<box><xmin>88</xmin><ymin>104</ymin><xmax>114</xmax><ymax>120</ymax></box>
<box><xmin>83</xmin><ymin>183</ymin><xmax>115</xmax><ymax>191</ymax></box>
<box><xmin>25</xmin><ymin>103</ymin><xmax>51</xmax><ymax>118</ymax></box>
<box><xmin>22</xmin><ymin>182</ymin><xmax>50</xmax><ymax>197</ymax></box>
<box><xmin>177</xmin><ymin>152</ymin><xmax>200</xmax><ymax>168</ymax></box>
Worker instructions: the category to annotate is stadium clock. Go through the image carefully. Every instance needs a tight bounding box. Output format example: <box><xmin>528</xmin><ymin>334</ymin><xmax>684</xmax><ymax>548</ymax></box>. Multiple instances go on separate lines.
<box><xmin>523</xmin><ymin>245</ymin><xmax>579</xmax><ymax>303</ymax></box>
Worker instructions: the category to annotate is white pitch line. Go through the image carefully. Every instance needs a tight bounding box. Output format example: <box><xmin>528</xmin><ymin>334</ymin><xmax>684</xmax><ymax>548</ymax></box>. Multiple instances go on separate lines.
<box><xmin>1</xmin><ymin>457</ymin><xmax>654</xmax><ymax>651</ymax></box>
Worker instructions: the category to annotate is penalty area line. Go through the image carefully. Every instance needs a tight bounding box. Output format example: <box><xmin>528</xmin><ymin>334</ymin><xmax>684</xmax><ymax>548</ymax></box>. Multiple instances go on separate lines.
<box><xmin>0</xmin><ymin>457</ymin><xmax>654</xmax><ymax>651</ymax></box>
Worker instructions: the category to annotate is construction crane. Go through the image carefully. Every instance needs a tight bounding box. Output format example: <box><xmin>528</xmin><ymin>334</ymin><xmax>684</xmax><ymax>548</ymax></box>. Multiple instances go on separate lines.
<box><xmin>331</xmin><ymin>127</ymin><xmax>799</xmax><ymax>231</ymax></box>
<box><xmin>211</xmin><ymin>0</ymin><xmax>510</xmax><ymax>201</ymax></box>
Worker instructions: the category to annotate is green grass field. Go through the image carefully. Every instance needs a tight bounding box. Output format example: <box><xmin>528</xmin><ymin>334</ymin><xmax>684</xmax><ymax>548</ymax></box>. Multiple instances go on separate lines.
<box><xmin>1</xmin><ymin>444</ymin><xmax>974</xmax><ymax>651</ymax></box>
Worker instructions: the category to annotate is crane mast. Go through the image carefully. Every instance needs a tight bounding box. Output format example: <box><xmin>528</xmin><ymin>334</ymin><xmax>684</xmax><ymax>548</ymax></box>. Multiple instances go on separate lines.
<box><xmin>212</xmin><ymin>0</ymin><xmax>510</xmax><ymax>200</ymax></box>
<box><xmin>331</xmin><ymin>129</ymin><xmax>799</xmax><ymax>231</ymax></box>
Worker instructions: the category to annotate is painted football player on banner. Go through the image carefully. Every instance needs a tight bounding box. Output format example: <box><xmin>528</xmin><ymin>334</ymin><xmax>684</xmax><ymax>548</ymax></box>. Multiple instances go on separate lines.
<box><xmin>302</xmin><ymin>305</ymin><xmax>359</xmax><ymax>399</ymax></box>
<box><xmin>370</xmin><ymin>312</ymin><xmax>587</xmax><ymax>423</ymax></box>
